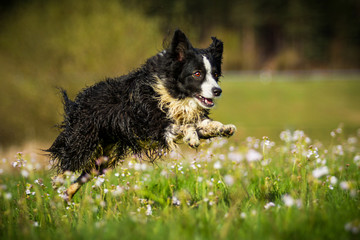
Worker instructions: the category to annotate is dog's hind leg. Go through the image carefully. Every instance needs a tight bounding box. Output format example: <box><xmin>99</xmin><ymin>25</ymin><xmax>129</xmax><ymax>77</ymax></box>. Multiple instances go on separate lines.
<box><xmin>65</xmin><ymin>171</ymin><xmax>90</xmax><ymax>201</ymax></box>
<box><xmin>65</xmin><ymin>157</ymin><xmax>110</xmax><ymax>201</ymax></box>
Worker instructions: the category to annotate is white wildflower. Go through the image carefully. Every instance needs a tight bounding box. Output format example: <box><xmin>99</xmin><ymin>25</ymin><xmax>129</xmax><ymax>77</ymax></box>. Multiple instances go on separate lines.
<box><xmin>334</xmin><ymin>145</ymin><xmax>344</xmax><ymax>156</ymax></box>
<box><xmin>345</xmin><ymin>221</ymin><xmax>360</xmax><ymax>234</ymax></box>
<box><xmin>348</xmin><ymin>137</ymin><xmax>357</xmax><ymax>145</ymax></box>
<box><xmin>197</xmin><ymin>176</ymin><xmax>203</xmax><ymax>182</ymax></box>
<box><xmin>224</xmin><ymin>175</ymin><xmax>234</xmax><ymax>186</ymax></box>
<box><xmin>340</xmin><ymin>181</ymin><xmax>350</xmax><ymax>190</ymax></box>
<box><xmin>112</xmin><ymin>186</ymin><xmax>123</xmax><ymax>196</ymax></box>
<box><xmin>264</xmin><ymin>202</ymin><xmax>276</xmax><ymax>209</ymax></box>
<box><xmin>240</xmin><ymin>212</ymin><xmax>247</xmax><ymax>219</ymax></box>
<box><xmin>94</xmin><ymin>176</ymin><xmax>105</xmax><ymax>187</ymax></box>
<box><xmin>293</xmin><ymin>130</ymin><xmax>305</xmax><ymax>141</ymax></box>
<box><xmin>33</xmin><ymin>221</ymin><xmax>39</xmax><ymax>227</ymax></box>
<box><xmin>146</xmin><ymin>204</ymin><xmax>152</xmax><ymax>216</ymax></box>
<box><xmin>4</xmin><ymin>192</ymin><xmax>12</xmax><ymax>200</ymax></box>
<box><xmin>312</xmin><ymin>166</ymin><xmax>329</xmax><ymax>179</ymax></box>
<box><xmin>21</xmin><ymin>170</ymin><xmax>29</xmax><ymax>178</ymax></box>
<box><xmin>280</xmin><ymin>130</ymin><xmax>292</xmax><ymax>142</ymax></box>
<box><xmin>246</xmin><ymin>149</ymin><xmax>262</xmax><ymax>162</ymax></box>
<box><xmin>330</xmin><ymin>176</ymin><xmax>338</xmax><ymax>185</ymax></box>
<box><xmin>354</xmin><ymin>155</ymin><xmax>360</xmax><ymax>166</ymax></box>
<box><xmin>172</xmin><ymin>196</ymin><xmax>180</xmax><ymax>206</ymax></box>
<box><xmin>134</xmin><ymin>163</ymin><xmax>141</xmax><ymax>171</ymax></box>
<box><xmin>228</xmin><ymin>152</ymin><xmax>243</xmax><ymax>162</ymax></box>
<box><xmin>283</xmin><ymin>195</ymin><xmax>295</xmax><ymax>207</ymax></box>
<box><xmin>213</xmin><ymin>161</ymin><xmax>222</xmax><ymax>169</ymax></box>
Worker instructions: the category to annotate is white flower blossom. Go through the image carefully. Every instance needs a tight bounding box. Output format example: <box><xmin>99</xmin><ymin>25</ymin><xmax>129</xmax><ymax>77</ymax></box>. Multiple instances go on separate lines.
<box><xmin>228</xmin><ymin>152</ymin><xmax>243</xmax><ymax>162</ymax></box>
<box><xmin>330</xmin><ymin>176</ymin><xmax>338</xmax><ymax>185</ymax></box>
<box><xmin>264</xmin><ymin>202</ymin><xmax>276</xmax><ymax>209</ymax></box>
<box><xmin>21</xmin><ymin>170</ymin><xmax>29</xmax><ymax>178</ymax></box>
<box><xmin>283</xmin><ymin>195</ymin><xmax>295</xmax><ymax>207</ymax></box>
<box><xmin>224</xmin><ymin>175</ymin><xmax>234</xmax><ymax>186</ymax></box>
<box><xmin>340</xmin><ymin>181</ymin><xmax>350</xmax><ymax>190</ymax></box>
<box><xmin>213</xmin><ymin>161</ymin><xmax>222</xmax><ymax>169</ymax></box>
<box><xmin>4</xmin><ymin>192</ymin><xmax>12</xmax><ymax>200</ymax></box>
<box><xmin>312</xmin><ymin>166</ymin><xmax>329</xmax><ymax>179</ymax></box>
<box><xmin>146</xmin><ymin>204</ymin><xmax>152</xmax><ymax>216</ymax></box>
<box><xmin>246</xmin><ymin>149</ymin><xmax>262</xmax><ymax>162</ymax></box>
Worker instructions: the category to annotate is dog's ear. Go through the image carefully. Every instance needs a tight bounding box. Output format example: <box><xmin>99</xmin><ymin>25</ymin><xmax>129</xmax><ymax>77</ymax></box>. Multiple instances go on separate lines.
<box><xmin>209</xmin><ymin>37</ymin><xmax>223</xmax><ymax>63</ymax></box>
<box><xmin>171</xmin><ymin>29</ymin><xmax>192</xmax><ymax>62</ymax></box>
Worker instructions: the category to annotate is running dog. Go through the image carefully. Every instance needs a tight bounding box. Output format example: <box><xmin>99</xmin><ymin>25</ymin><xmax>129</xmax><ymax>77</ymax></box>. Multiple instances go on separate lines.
<box><xmin>47</xmin><ymin>30</ymin><xmax>236</xmax><ymax>200</ymax></box>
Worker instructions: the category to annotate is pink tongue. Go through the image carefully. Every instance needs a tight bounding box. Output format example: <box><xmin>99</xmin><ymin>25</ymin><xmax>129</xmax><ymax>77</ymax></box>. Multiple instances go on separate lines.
<box><xmin>204</xmin><ymin>98</ymin><xmax>213</xmax><ymax>105</ymax></box>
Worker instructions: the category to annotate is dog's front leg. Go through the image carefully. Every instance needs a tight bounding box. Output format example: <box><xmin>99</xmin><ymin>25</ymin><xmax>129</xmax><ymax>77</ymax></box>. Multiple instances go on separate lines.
<box><xmin>197</xmin><ymin>119</ymin><xmax>236</xmax><ymax>139</ymax></box>
<box><xmin>181</xmin><ymin>124</ymin><xmax>200</xmax><ymax>148</ymax></box>
<box><xmin>165</xmin><ymin>124</ymin><xmax>200</xmax><ymax>149</ymax></box>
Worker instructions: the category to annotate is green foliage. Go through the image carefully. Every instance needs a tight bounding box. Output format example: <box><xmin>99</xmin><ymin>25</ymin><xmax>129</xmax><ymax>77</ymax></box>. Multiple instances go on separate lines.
<box><xmin>1</xmin><ymin>128</ymin><xmax>359</xmax><ymax>239</ymax></box>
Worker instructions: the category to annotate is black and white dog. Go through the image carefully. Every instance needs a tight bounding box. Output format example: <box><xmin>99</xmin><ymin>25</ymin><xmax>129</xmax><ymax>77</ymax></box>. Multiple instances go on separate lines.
<box><xmin>47</xmin><ymin>30</ymin><xmax>236</xmax><ymax>199</ymax></box>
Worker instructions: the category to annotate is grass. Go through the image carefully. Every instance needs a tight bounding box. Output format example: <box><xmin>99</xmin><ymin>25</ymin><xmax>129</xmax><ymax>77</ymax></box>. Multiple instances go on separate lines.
<box><xmin>1</xmin><ymin>126</ymin><xmax>359</xmax><ymax>239</ymax></box>
<box><xmin>213</xmin><ymin>73</ymin><xmax>360</xmax><ymax>142</ymax></box>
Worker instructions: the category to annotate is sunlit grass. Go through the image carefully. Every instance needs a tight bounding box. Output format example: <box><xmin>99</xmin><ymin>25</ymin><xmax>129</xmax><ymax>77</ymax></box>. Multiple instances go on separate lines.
<box><xmin>214</xmin><ymin>74</ymin><xmax>360</xmax><ymax>142</ymax></box>
<box><xmin>1</xmin><ymin>126</ymin><xmax>359</xmax><ymax>240</ymax></box>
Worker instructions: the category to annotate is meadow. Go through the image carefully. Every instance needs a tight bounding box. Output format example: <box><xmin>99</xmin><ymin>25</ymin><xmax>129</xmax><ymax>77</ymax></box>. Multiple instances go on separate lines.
<box><xmin>0</xmin><ymin>120</ymin><xmax>359</xmax><ymax>239</ymax></box>
<box><xmin>1</xmin><ymin>1</ymin><xmax>359</xmax><ymax>238</ymax></box>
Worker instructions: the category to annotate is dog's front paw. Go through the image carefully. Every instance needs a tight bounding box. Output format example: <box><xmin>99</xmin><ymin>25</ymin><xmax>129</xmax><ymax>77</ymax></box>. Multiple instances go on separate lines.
<box><xmin>183</xmin><ymin>133</ymin><xmax>200</xmax><ymax>148</ymax></box>
<box><xmin>182</xmin><ymin>125</ymin><xmax>200</xmax><ymax>148</ymax></box>
<box><xmin>221</xmin><ymin>124</ymin><xmax>236</xmax><ymax>137</ymax></box>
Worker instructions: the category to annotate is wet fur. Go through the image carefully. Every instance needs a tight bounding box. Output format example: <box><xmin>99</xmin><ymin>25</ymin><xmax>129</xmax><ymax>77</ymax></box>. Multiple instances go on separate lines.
<box><xmin>46</xmin><ymin>30</ymin><xmax>235</xmax><ymax>199</ymax></box>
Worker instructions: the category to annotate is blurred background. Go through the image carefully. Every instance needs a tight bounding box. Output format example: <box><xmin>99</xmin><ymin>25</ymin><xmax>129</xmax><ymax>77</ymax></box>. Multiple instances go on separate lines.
<box><xmin>0</xmin><ymin>0</ymin><xmax>359</xmax><ymax>152</ymax></box>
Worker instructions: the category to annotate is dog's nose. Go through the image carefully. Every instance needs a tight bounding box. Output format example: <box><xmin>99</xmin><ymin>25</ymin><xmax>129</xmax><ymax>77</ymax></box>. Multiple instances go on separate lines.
<box><xmin>212</xmin><ymin>87</ymin><xmax>222</xmax><ymax>97</ymax></box>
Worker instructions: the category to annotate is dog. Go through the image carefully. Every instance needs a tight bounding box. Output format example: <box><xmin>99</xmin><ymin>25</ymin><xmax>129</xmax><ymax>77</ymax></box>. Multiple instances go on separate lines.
<box><xmin>47</xmin><ymin>30</ymin><xmax>236</xmax><ymax>200</ymax></box>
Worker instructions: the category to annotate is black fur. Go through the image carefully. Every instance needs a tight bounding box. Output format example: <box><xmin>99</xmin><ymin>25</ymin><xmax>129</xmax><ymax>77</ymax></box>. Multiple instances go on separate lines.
<box><xmin>47</xmin><ymin>30</ymin><xmax>224</xmax><ymax>174</ymax></box>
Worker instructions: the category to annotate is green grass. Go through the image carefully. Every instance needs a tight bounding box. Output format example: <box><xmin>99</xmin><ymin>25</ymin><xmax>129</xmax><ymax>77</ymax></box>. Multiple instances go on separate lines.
<box><xmin>213</xmin><ymin>74</ymin><xmax>360</xmax><ymax>142</ymax></box>
<box><xmin>1</xmin><ymin>127</ymin><xmax>359</xmax><ymax>239</ymax></box>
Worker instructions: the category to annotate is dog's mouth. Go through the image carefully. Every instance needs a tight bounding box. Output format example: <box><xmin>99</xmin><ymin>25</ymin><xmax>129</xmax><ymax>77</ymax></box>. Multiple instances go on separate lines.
<box><xmin>194</xmin><ymin>94</ymin><xmax>214</xmax><ymax>108</ymax></box>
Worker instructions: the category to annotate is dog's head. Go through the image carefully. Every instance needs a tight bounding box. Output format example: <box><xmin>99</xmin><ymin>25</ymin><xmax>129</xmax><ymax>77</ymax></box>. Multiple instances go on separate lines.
<box><xmin>162</xmin><ymin>30</ymin><xmax>224</xmax><ymax>109</ymax></box>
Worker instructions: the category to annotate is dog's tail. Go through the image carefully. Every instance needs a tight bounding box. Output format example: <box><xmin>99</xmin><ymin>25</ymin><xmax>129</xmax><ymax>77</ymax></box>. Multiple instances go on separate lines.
<box><xmin>59</xmin><ymin>88</ymin><xmax>75</xmax><ymax>116</ymax></box>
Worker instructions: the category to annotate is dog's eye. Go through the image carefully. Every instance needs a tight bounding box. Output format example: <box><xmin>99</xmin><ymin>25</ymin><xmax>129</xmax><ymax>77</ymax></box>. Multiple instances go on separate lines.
<box><xmin>214</xmin><ymin>72</ymin><xmax>219</xmax><ymax>78</ymax></box>
<box><xmin>193</xmin><ymin>71</ymin><xmax>202</xmax><ymax>78</ymax></box>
